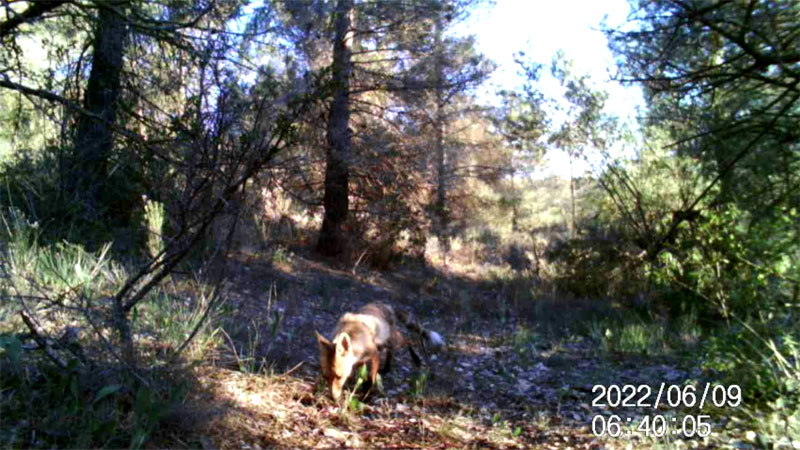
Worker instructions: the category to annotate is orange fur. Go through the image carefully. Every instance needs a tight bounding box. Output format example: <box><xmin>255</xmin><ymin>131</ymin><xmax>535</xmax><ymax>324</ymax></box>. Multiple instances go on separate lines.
<box><xmin>315</xmin><ymin>303</ymin><xmax>420</xmax><ymax>400</ymax></box>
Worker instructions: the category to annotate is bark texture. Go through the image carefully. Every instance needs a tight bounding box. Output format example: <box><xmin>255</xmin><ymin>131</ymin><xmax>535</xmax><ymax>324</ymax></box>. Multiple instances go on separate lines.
<box><xmin>317</xmin><ymin>0</ymin><xmax>354</xmax><ymax>256</ymax></box>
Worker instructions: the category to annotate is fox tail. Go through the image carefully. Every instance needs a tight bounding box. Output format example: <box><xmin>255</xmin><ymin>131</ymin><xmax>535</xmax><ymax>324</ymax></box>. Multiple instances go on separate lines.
<box><xmin>396</xmin><ymin>309</ymin><xmax>446</xmax><ymax>356</ymax></box>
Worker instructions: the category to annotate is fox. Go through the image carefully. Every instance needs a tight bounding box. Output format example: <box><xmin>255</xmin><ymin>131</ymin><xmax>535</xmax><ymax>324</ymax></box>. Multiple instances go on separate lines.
<box><xmin>315</xmin><ymin>302</ymin><xmax>445</xmax><ymax>401</ymax></box>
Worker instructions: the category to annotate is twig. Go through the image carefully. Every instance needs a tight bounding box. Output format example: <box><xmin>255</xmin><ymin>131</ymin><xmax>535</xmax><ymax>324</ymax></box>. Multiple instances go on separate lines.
<box><xmin>79</xmin><ymin>302</ymin><xmax>151</xmax><ymax>387</ymax></box>
<box><xmin>281</xmin><ymin>361</ymin><xmax>304</xmax><ymax>377</ymax></box>
<box><xmin>0</xmin><ymin>0</ymin><xmax>68</xmax><ymax>38</ymax></box>
<box><xmin>734</xmin><ymin>254</ymin><xmax>800</xmax><ymax>285</ymax></box>
<box><xmin>352</xmin><ymin>249</ymin><xmax>369</xmax><ymax>274</ymax></box>
<box><xmin>168</xmin><ymin>284</ymin><xmax>223</xmax><ymax>365</ymax></box>
<box><xmin>19</xmin><ymin>311</ymin><xmax>67</xmax><ymax>370</ymax></box>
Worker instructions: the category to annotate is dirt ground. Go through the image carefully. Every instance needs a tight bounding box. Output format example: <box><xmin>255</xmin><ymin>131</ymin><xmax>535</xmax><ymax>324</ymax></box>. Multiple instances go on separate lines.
<box><xmin>166</xmin><ymin>249</ymin><xmax>726</xmax><ymax>449</ymax></box>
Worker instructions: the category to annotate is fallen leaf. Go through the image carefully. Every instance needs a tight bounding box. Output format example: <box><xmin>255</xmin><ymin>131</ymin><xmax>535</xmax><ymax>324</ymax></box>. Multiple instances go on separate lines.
<box><xmin>323</xmin><ymin>428</ymin><xmax>348</xmax><ymax>441</ymax></box>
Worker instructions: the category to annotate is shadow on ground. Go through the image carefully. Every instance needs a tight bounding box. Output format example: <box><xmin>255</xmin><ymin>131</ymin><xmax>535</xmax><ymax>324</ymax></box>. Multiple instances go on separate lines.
<box><xmin>169</xmin><ymin>247</ymin><xmax>702</xmax><ymax>449</ymax></box>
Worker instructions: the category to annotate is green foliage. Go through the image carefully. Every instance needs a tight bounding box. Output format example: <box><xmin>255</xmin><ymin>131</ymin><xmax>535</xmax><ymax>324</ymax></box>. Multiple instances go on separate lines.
<box><xmin>0</xmin><ymin>335</ymin><xmax>22</xmax><ymax>367</ymax></box>
<box><xmin>271</xmin><ymin>245</ymin><xmax>293</xmax><ymax>265</ymax></box>
<box><xmin>750</xmin><ymin>410</ymin><xmax>800</xmax><ymax>447</ymax></box>
<box><xmin>1</xmin><ymin>361</ymin><xmax>119</xmax><ymax>448</ymax></box>
<box><xmin>1</xmin><ymin>145</ymin><xmax>146</xmax><ymax>251</ymax></box>
<box><xmin>697</xmin><ymin>320</ymin><xmax>800</xmax><ymax>446</ymax></box>
<box><xmin>1</xmin><ymin>207</ymin><xmax>125</xmax><ymax>334</ymax></box>
<box><xmin>2</xmin><ymin>207</ymin><xmax>223</xmax><ymax>361</ymax></box>
<box><xmin>605</xmin><ymin>0</ymin><xmax>798</xmax><ymax>217</ymax></box>
<box><xmin>345</xmin><ymin>365</ymin><xmax>370</xmax><ymax>412</ymax></box>
<box><xmin>511</xmin><ymin>326</ymin><xmax>540</xmax><ymax>362</ymax></box>
<box><xmin>0</xmin><ymin>353</ymin><xmax>188</xmax><ymax>449</ymax></box>
<box><xmin>347</xmin><ymin>395</ymin><xmax>366</xmax><ymax>414</ymax></box>
<box><xmin>548</xmin><ymin>51</ymin><xmax>615</xmax><ymax>159</ymax></box>
<box><xmin>585</xmin><ymin>309</ymin><xmax>702</xmax><ymax>356</ymax></box>
<box><xmin>616</xmin><ymin>323</ymin><xmax>665</xmax><ymax>355</ymax></box>
<box><xmin>704</xmin><ymin>321</ymin><xmax>799</xmax><ymax>405</ymax></box>
<box><xmin>495</xmin><ymin>55</ymin><xmax>548</xmax><ymax>157</ymax></box>
<box><xmin>129</xmin><ymin>383</ymin><xmax>186</xmax><ymax>450</ymax></box>
<box><xmin>409</xmin><ymin>369</ymin><xmax>429</xmax><ymax>399</ymax></box>
<box><xmin>648</xmin><ymin>205</ymin><xmax>798</xmax><ymax>318</ymax></box>
<box><xmin>222</xmin><ymin>323</ymin><xmax>269</xmax><ymax>374</ymax></box>
<box><xmin>546</xmin><ymin>234</ymin><xmax>645</xmax><ymax>299</ymax></box>
<box><xmin>588</xmin><ymin>320</ymin><xmax>665</xmax><ymax>356</ymax></box>
<box><xmin>136</xmin><ymin>287</ymin><xmax>224</xmax><ymax>364</ymax></box>
<box><xmin>592</xmin><ymin>131</ymin><xmax>705</xmax><ymax>245</ymax></box>
<box><xmin>0</xmin><ymin>208</ymin><xmax>221</xmax><ymax>448</ymax></box>
<box><xmin>144</xmin><ymin>197</ymin><xmax>165</xmax><ymax>260</ymax></box>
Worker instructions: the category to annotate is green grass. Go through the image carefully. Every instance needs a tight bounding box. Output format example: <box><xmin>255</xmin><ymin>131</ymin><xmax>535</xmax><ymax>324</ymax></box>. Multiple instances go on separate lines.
<box><xmin>134</xmin><ymin>283</ymin><xmax>224</xmax><ymax>364</ymax></box>
<box><xmin>0</xmin><ymin>208</ymin><xmax>223</xmax><ymax>449</ymax></box>
<box><xmin>510</xmin><ymin>325</ymin><xmax>542</xmax><ymax>365</ymax></box>
<box><xmin>578</xmin><ymin>304</ymin><xmax>800</xmax><ymax>448</ymax></box>
<box><xmin>582</xmin><ymin>309</ymin><xmax>704</xmax><ymax>356</ymax></box>
<box><xmin>143</xmin><ymin>197</ymin><xmax>166</xmax><ymax>260</ymax></box>
<box><xmin>0</xmin><ymin>354</ymin><xmax>192</xmax><ymax>449</ymax></box>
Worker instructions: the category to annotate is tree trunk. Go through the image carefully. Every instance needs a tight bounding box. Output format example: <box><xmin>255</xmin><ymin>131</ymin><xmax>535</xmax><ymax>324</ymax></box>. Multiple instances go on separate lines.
<box><xmin>433</xmin><ymin>14</ymin><xmax>449</xmax><ymax>261</ymax></box>
<box><xmin>511</xmin><ymin>178</ymin><xmax>520</xmax><ymax>232</ymax></box>
<box><xmin>317</xmin><ymin>0</ymin><xmax>354</xmax><ymax>256</ymax></box>
<box><xmin>76</xmin><ymin>1</ymin><xmax>133</xmax><ymax>359</ymax></box>
<box><xmin>70</xmin><ymin>1</ymin><xmax>128</xmax><ymax>226</ymax></box>
<box><xmin>569</xmin><ymin>152</ymin><xmax>576</xmax><ymax>238</ymax></box>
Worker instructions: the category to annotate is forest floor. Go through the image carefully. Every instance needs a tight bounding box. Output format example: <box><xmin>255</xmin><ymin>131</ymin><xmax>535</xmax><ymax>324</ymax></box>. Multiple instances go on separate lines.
<box><xmin>159</xmin><ymin>248</ymin><xmax>737</xmax><ymax>449</ymax></box>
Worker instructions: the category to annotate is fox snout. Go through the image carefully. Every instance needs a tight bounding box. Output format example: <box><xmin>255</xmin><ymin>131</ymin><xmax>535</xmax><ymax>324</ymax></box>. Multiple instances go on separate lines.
<box><xmin>329</xmin><ymin>375</ymin><xmax>347</xmax><ymax>401</ymax></box>
<box><xmin>316</xmin><ymin>330</ymin><xmax>356</xmax><ymax>401</ymax></box>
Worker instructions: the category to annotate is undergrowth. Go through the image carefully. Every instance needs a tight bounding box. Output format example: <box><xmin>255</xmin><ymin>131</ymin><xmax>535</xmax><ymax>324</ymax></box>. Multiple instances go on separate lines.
<box><xmin>0</xmin><ymin>208</ymin><xmax>224</xmax><ymax>448</ymax></box>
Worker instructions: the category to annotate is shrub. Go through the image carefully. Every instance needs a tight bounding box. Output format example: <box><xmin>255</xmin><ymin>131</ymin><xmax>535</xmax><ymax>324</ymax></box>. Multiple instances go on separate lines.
<box><xmin>0</xmin><ymin>208</ymin><xmax>221</xmax><ymax>448</ymax></box>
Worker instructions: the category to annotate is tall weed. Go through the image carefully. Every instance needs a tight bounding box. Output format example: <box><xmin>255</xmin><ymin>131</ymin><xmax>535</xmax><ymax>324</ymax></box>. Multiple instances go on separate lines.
<box><xmin>0</xmin><ymin>208</ymin><xmax>220</xmax><ymax>448</ymax></box>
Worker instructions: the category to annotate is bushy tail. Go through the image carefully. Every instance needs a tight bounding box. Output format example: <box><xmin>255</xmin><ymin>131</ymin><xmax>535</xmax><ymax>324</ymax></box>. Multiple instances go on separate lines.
<box><xmin>396</xmin><ymin>309</ymin><xmax>446</xmax><ymax>359</ymax></box>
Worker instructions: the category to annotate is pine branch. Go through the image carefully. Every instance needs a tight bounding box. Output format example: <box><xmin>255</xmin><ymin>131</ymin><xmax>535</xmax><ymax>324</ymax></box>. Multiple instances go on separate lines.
<box><xmin>0</xmin><ymin>0</ymin><xmax>68</xmax><ymax>38</ymax></box>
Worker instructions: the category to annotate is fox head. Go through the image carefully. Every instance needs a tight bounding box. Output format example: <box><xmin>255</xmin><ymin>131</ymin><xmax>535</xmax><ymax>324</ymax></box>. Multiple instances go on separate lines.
<box><xmin>315</xmin><ymin>331</ymin><xmax>358</xmax><ymax>401</ymax></box>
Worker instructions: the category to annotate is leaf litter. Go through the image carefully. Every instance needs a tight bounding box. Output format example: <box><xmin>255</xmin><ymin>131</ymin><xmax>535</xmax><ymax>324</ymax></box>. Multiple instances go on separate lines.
<box><xmin>161</xmin><ymin>251</ymin><xmax>736</xmax><ymax>449</ymax></box>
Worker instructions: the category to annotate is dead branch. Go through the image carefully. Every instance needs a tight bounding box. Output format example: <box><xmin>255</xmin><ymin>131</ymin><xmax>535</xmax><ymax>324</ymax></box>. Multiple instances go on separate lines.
<box><xmin>19</xmin><ymin>311</ymin><xmax>67</xmax><ymax>370</ymax></box>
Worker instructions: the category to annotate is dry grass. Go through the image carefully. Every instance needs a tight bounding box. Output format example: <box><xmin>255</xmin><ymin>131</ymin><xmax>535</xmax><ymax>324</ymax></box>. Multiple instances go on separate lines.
<box><xmin>175</xmin><ymin>366</ymin><xmax>554</xmax><ymax>449</ymax></box>
<box><xmin>163</xmin><ymin>246</ymin><xmax>707</xmax><ymax>450</ymax></box>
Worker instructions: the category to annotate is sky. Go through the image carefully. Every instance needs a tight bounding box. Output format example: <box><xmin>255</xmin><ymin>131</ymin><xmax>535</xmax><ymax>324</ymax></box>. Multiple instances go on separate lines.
<box><xmin>453</xmin><ymin>0</ymin><xmax>646</xmax><ymax>178</ymax></box>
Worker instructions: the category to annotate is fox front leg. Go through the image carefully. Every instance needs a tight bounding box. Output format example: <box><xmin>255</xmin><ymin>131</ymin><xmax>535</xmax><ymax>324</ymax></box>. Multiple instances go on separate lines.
<box><xmin>369</xmin><ymin>352</ymin><xmax>380</xmax><ymax>387</ymax></box>
<box><xmin>358</xmin><ymin>352</ymin><xmax>385</xmax><ymax>400</ymax></box>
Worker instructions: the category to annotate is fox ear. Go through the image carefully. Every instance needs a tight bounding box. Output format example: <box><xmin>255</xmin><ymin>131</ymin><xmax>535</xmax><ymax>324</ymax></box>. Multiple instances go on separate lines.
<box><xmin>337</xmin><ymin>333</ymin><xmax>351</xmax><ymax>354</ymax></box>
<box><xmin>315</xmin><ymin>331</ymin><xmax>331</xmax><ymax>347</ymax></box>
